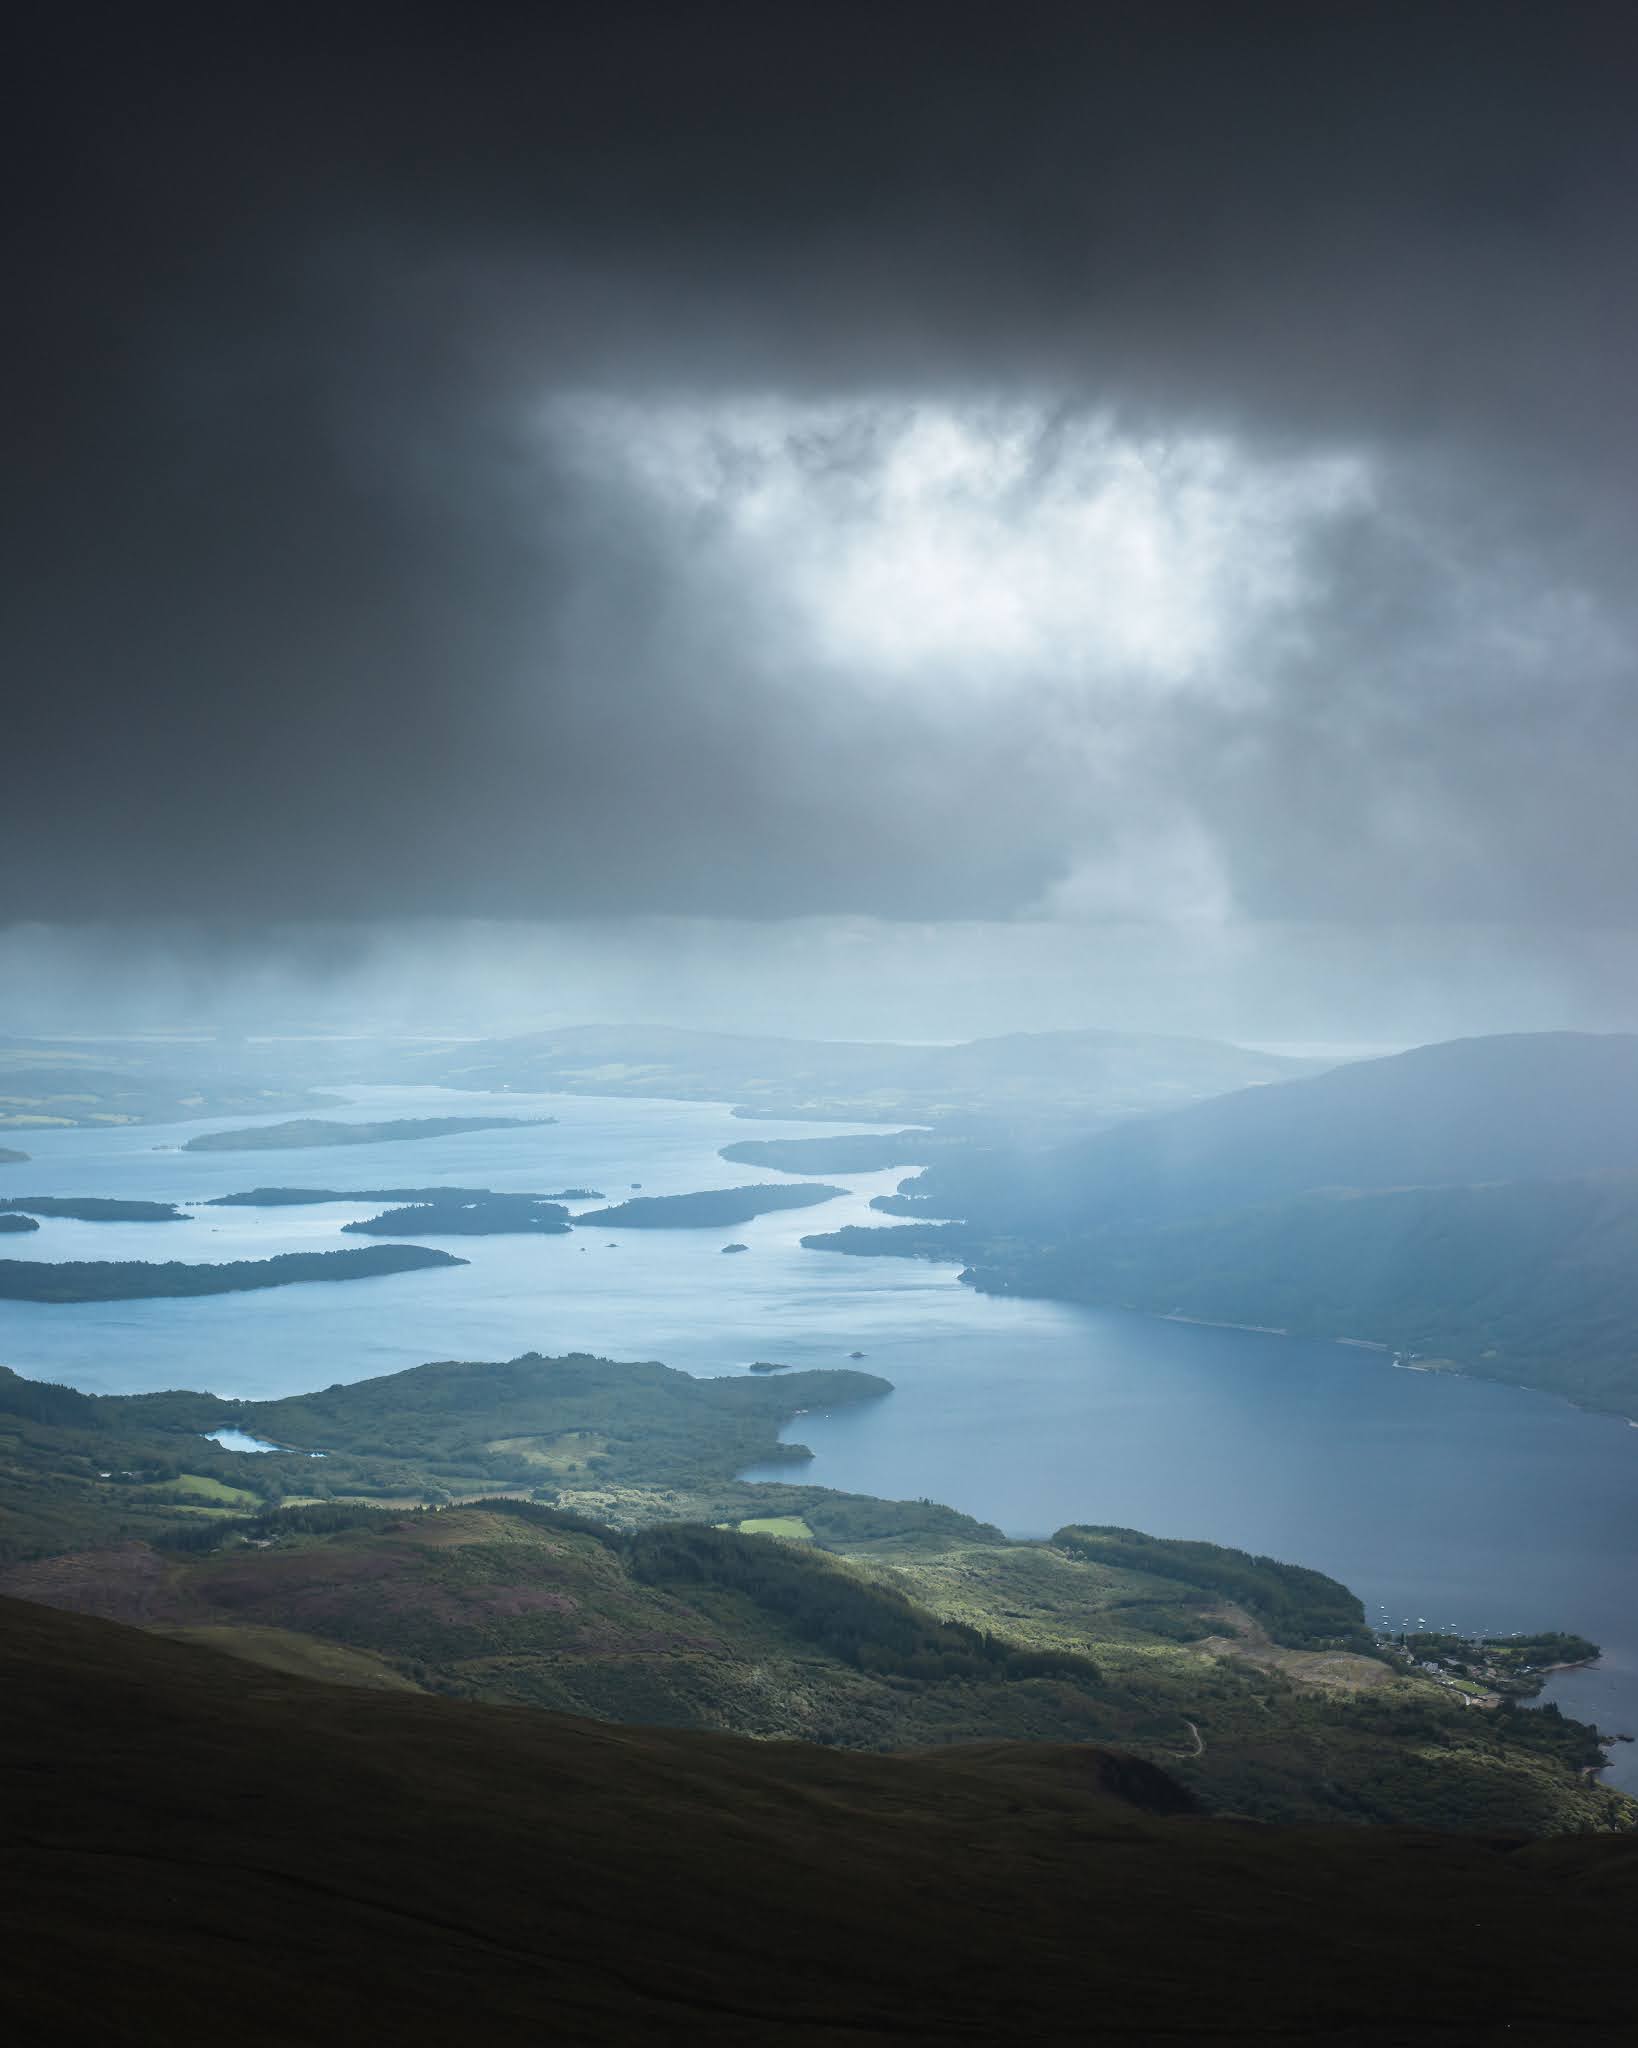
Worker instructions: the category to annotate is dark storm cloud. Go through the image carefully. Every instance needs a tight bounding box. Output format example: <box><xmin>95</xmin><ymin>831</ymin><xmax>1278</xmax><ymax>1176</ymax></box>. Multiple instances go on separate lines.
<box><xmin>6</xmin><ymin>2</ymin><xmax>1638</xmax><ymax>931</ymax></box>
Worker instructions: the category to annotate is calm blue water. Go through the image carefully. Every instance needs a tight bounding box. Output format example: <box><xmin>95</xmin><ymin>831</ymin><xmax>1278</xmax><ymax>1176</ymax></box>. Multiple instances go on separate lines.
<box><xmin>3</xmin><ymin>1085</ymin><xmax>1634</xmax><ymax>1787</ymax></box>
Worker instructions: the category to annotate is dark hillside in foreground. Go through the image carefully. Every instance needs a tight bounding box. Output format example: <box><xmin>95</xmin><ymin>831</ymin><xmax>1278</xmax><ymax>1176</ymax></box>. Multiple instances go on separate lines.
<box><xmin>6</xmin><ymin>1501</ymin><xmax>1623</xmax><ymax>1834</ymax></box>
<box><xmin>3</xmin><ymin>1593</ymin><xmax>1636</xmax><ymax>2046</ymax></box>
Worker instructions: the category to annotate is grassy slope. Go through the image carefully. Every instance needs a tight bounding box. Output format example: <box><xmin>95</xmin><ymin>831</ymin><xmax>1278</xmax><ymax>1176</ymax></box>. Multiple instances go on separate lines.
<box><xmin>1</xmin><ymin>1354</ymin><xmax>1625</xmax><ymax>1834</ymax></box>
<box><xmin>4</xmin><ymin>1592</ymin><xmax>1638</xmax><ymax>2046</ymax></box>
<box><xmin>5</xmin><ymin>1503</ymin><xmax>1624</xmax><ymax>1835</ymax></box>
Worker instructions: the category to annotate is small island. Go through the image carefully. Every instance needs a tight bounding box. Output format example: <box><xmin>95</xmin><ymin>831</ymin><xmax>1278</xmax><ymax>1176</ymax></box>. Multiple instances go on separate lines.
<box><xmin>0</xmin><ymin>1213</ymin><xmax>39</xmax><ymax>1233</ymax></box>
<box><xmin>576</xmin><ymin>1184</ymin><xmax>847</xmax><ymax>1229</ymax></box>
<box><xmin>343</xmin><ymin>1195</ymin><xmax>571</xmax><ymax>1237</ymax></box>
<box><xmin>0</xmin><ymin>1147</ymin><xmax>29</xmax><ymax>1165</ymax></box>
<box><xmin>0</xmin><ymin>1197</ymin><xmax>189</xmax><ymax>1223</ymax></box>
<box><xmin>0</xmin><ymin>1245</ymin><xmax>465</xmax><ymax>1303</ymax></box>
<box><xmin>721</xmin><ymin>1242</ymin><xmax>749</xmax><ymax>1254</ymax></box>
<box><xmin>719</xmin><ymin>1132</ymin><xmax>936</xmax><ymax>1174</ymax></box>
<box><xmin>746</xmin><ymin>1359</ymin><xmax>792</xmax><ymax>1372</ymax></box>
<box><xmin>182</xmin><ymin>1116</ymin><xmax>554</xmax><ymax>1153</ymax></box>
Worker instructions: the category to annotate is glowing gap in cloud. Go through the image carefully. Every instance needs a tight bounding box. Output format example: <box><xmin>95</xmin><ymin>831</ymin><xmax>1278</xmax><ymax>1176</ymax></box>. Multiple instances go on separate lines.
<box><xmin>544</xmin><ymin>395</ymin><xmax>1373</xmax><ymax>698</ymax></box>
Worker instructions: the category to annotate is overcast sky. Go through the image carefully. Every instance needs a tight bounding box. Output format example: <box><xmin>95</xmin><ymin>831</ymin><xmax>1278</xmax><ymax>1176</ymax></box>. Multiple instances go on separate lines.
<box><xmin>7</xmin><ymin>4</ymin><xmax>1638</xmax><ymax>1040</ymax></box>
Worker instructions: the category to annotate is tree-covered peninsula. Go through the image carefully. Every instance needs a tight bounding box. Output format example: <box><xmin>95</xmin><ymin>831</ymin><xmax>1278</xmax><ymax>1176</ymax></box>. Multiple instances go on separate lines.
<box><xmin>0</xmin><ymin>1197</ymin><xmax>188</xmax><ymax>1222</ymax></box>
<box><xmin>207</xmin><ymin>1184</ymin><xmax>602</xmax><ymax>1206</ymax></box>
<box><xmin>719</xmin><ymin>1132</ymin><xmax>940</xmax><ymax>1173</ymax></box>
<box><xmin>182</xmin><ymin>1116</ymin><xmax>552</xmax><ymax>1152</ymax></box>
<box><xmin>577</xmin><ymin>1183</ymin><xmax>846</xmax><ymax>1228</ymax></box>
<box><xmin>342</xmin><ymin>1194</ymin><xmax>571</xmax><ymax>1236</ymax></box>
<box><xmin>0</xmin><ymin>1245</ymin><xmax>464</xmax><ymax>1303</ymax></box>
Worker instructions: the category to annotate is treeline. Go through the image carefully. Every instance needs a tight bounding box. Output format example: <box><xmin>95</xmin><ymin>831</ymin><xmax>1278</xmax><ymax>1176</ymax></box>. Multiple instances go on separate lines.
<box><xmin>1054</xmin><ymin>1525</ymin><xmax>1371</xmax><ymax>1652</ymax></box>
<box><xmin>0</xmin><ymin>1365</ymin><xmax>102</xmax><ymax>1427</ymax></box>
<box><xmin>1338</xmin><ymin>1694</ymin><xmax>1607</xmax><ymax>1778</ymax></box>
<box><xmin>151</xmin><ymin>1493</ymin><xmax>624</xmax><ymax>1555</ymax></box>
<box><xmin>627</xmin><ymin>1523</ymin><xmax>1100</xmax><ymax>1686</ymax></box>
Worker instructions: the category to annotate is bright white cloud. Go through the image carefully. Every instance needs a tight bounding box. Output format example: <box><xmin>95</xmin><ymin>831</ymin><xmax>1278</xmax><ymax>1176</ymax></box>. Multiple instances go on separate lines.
<box><xmin>544</xmin><ymin>394</ymin><xmax>1372</xmax><ymax>700</ymax></box>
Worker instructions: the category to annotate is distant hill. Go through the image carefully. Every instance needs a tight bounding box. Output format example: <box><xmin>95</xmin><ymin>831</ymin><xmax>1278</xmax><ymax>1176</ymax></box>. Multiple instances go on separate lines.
<box><xmin>0</xmin><ymin>1039</ymin><xmax>334</xmax><ymax>1130</ymax></box>
<box><xmin>827</xmin><ymin>1035</ymin><xmax>1638</xmax><ymax>1414</ymax></box>
<box><xmin>407</xmin><ymin>1021</ymin><xmax>1323</xmax><ymax>1130</ymax></box>
<box><xmin>954</xmin><ymin>1173</ymin><xmax>1638</xmax><ymax>1414</ymax></box>
<box><xmin>896</xmin><ymin>1033</ymin><xmax>1638</xmax><ymax>1232</ymax></box>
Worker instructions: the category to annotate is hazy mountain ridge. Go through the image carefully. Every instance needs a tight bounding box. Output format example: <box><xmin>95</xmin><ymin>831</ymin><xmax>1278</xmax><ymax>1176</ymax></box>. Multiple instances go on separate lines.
<box><xmin>894</xmin><ymin>1033</ymin><xmax>1638</xmax><ymax>1230</ymax></box>
<box><xmin>403</xmin><ymin>1021</ymin><xmax>1323</xmax><ymax>1129</ymax></box>
<box><xmin>815</xmin><ymin>1034</ymin><xmax>1638</xmax><ymax>1413</ymax></box>
<box><xmin>0</xmin><ymin>1038</ymin><xmax>335</xmax><ymax>1131</ymax></box>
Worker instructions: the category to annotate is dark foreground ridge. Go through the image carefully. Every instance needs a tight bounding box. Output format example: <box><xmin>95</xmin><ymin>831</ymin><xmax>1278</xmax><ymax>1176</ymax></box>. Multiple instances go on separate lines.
<box><xmin>3</xmin><ymin>1593</ymin><xmax>1635</xmax><ymax>2046</ymax></box>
